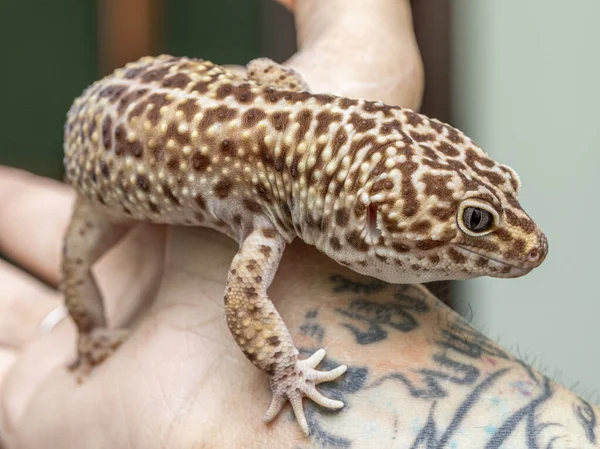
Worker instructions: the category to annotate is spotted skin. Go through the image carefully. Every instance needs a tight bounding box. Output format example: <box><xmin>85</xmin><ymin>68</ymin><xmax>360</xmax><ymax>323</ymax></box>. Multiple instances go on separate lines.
<box><xmin>62</xmin><ymin>55</ymin><xmax>548</xmax><ymax>435</ymax></box>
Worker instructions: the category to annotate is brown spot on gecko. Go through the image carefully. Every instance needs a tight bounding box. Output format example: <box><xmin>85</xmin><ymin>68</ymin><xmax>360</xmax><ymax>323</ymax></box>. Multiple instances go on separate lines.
<box><xmin>422</xmin><ymin>173</ymin><xmax>454</xmax><ymax>202</ymax></box>
<box><xmin>235</xmin><ymin>87</ymin><xmax>255</xmax><ymax>104</ymax></box>
<box><xmin>100</xmin><ymin>161</ymin><xmax>110</xmax><ymax>178</ymax></box>
<box><xmin>199</xmin><ymin>105</ymin><xmax>238</xmax><ymax>131</ymax></box>
<box><xmin>194</xmin><ymin>194</ymin><xmax>206</xmax><ymax>210</ymax></box>
<box><xmin>162</xmin><ymin>183</ymin><xmax>180</xmax><ymax>205</ymax></box>
<box><xmin>437</xmin><ymin>141</ymin><xmax>460</xmax><ymax>157</ymax></box>
<box><xmin>339</xmin><ymin>98</ymin><xmax>359</xmax><ymax>109</ymax></box>
<box><xmin>243</xmin><ymin>199</ymin><xmax>261</xmax><ymax>213</ymax></box>
<box><xmin>335</xmin><ymin>208</ymin><xmax>349</xmax><ymax>226</ymax></box>
<box><xmin>136</xmin><ymin>175</ymin><xmax>150</xmax><ymax>192</ymax></box>
<box><xmin>399</xmin><ymin>161</ymin><xmax>419</xmax><ymax>216</ymax></box>
<box><xmin>255</xmin><ymin>183</ymin><xmax>271</xmax><ymax>202</ymax></box>
<box><xmin>191</xmin><ymin>81</ymin><xmax>210</xmax><ymax>94</ymax></box>
<box><xmin>494</xmin><ymin>228</ymin><xmax>512</xmax><ymax>242</ymax></box>
<box><xmin>216</xmin><ymin>84</ymin><xmax>233</xmax><ymax>99</ymax></box>
<box><xmin>191</xmin><ymin>152</ymin><xmax>210</xmax><ymax>172</ymax></box>
<box><xmin>410</xmin><ymin>130</ymin><xmax>436</xmax><ymax>142</ymax></box>
<box><xmin>166</xmin><ymin>157</ymin><xmax>180</xmax><ymax>171</ymax></box>
<box><xmin>346</xmin><ymin>231</ymin><xmax>369</xmax><ymax>252</ymax></box>
<box><xmin>141</xmin><ymin>66</ymin><xmax>170</xmax><ymax>83</ymax></box>
<box><xmin>148</xmin><ymin>202</ymin><xmax>160</xmax><ymax>213</ymax></box>
<box><xmin>331</xmin><ymin>128</ymin><xmax>348</xmax><ymax>156</ymax></box>
<box><xmin>220</xmin><ymin>139</ymin><xmax>234</xmax><ymax>155</ymax></box>
<box><xmin>294</xmin><ymin>109</ymin><xmax>312</xmax><ymax>144</ymax></box>
<box><xmin>476</xmin><ymin>257</ymin><xmax>489</xmax><ymax>267</ymax></box>
<box><xmin>214</xmin><ymin>178</ymin><xmax>233</xmax><ymax>199</ymax></box>
<box><xmin>392</xmin><ymin>242</ymin><xmax>410</xmax><ymax>253</ymax></box>
<box><xmin>178</xmin><ymin>99</ymin><xmax>199</xmax><ymax>121</ymax></box>
<box><xmin>330</xmin><ymin>237</ymin><xmax>342</xmax><ymax>251</ymax></box>
<box><xmin>313</xmin><ymin>93</ymin><xmax>336</xmax><ymax>104</ymax></box>
<box><xmin>242</xmin><ymin>108</ymin><xmax>267</xmax><ymax>128</ymax></box>
<box><xmin>416</xmin><ymin>240</ymin><xmax>445</xmax><ymax>250</ymax></box>
<box><xmin>267</xmin><ymin>336</ymin><xmax>280</xmax><ymax>347</ymax></box>
<box><xmin>505</xmin><ymin>209</ymin><xmax>536</xmax><ymax>233</ymax></box>
<box><xmin>447</xmin><ymin>248</ymin><xmax>467</xmax><ymax>264</ymax></box>
<box><xmin>98</xmin><ymin>84</ymin><xmax>128</xmax><ymax>102</ymax></box>
<box><xmin>404</xmin><ymin>111</ymin><xmax>424</xmax><ymax>127</ymax></box>
<box><xmin>315</xmin><ymin>111</ymin><xmax>342</xmax><ymax>135</ymax></box>
<box><xmin>262</xmin><ymin>228</ymin><xmax>277</xmax><ymax>239</ymax></box>
<box><xmin>349</xmin><ymin>113</ymin><xmax>376</xmax><ymax>132</ymax></box>
<box><xmin>428</xmin><ymin>254</ymin><xmax>441</xmax><ymax>265</ymax></box>
<box><xmin>270</xmin><ymin>111</ymin><xmax>290</xmax><ymax>131</ymax></box>
<box><xmin>101</xmin><ymin>116</ymin><xmax>113</xmax><ymax>149</ymax></box>
<box><xmin>146</xmin><ymin>93</ymin><xmax>171</xmax><ymax>124</ymax></box>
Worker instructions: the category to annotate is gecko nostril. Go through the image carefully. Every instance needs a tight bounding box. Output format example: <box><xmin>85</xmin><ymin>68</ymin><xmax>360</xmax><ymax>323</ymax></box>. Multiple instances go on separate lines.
<box><xmin>528</xmin><ymin>248</ymin><xmax>539</xmax><ymax>261</ymax></box>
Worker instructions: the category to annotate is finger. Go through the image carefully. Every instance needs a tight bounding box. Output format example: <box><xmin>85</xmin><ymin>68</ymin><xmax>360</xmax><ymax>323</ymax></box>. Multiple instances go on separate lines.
<box><xmin>0</xmin><ymin>347</ymin><xmax>17</xmax><ymax>388</ymax></box>
<box><xmin>0</xmin><ymin>259</ymin><xmax>62</xmax><ymax>349</ymax></box>
<box><xmin>0</xmin><ymin>166</ymin><xmax>74</xmax><ymax>286</ymax></box>
<box><xmin>285</xmin><ymin>0</ymin><xmax>424</xmax><ymax>109</ymax></box>
<box><xmin>273</xmin><ymin>0</ymin><xmax>293</xmax><ymax>10</ymax></box>
<box><xmin>0</xmin><ymin>320</ymin><xmax>75</xmax><ymax>431</ymax></box>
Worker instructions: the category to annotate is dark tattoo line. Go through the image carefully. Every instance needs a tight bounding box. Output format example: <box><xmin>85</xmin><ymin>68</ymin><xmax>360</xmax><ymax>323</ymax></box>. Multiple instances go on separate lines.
<box><xmin>439</xmin><ymin>322</ymin><xmax>511</xmax><ymax>361</ymax></box>
<box><xmin>546</xmin><ymin>435</ymin><xmax>566</xmax><ymax>449</ymax></box>
<box><xmin>299</xmin><ymin>309</ymin><xmax>325</xmax><ymax>344</ymax></box>
<box><xmin>437</xmin><ymin>368</ymin><xmax>511</xmax><ymax>448</ymax></box>
<box><xmin>334</xmin><ymin>285</ymin><xmax>429</xmax><ymax>345</ymax></box>
<box><xmin>410</xmin><ymin>368</ymin><xmax>510</xmax><ymax>448</ymax></box>
<box><xmin>485</xmin><ymin>376</ymin><xmax>553</xmax><ymax>449</ymax></box>
<box><xmin>410</xmin><ymin>401</ymin><xmax>440</xmax><ymax>449</ymax></box>
<box><xmin>574</xmin><ymin>398</ymin><xmax>597</xmax><ymax>444</ymax></box>
<box><xmin>368</xmin><ymin>352</ymin><xmax>479</xmax><ymax>399</ymax></box>
<box><xmin>330</xmin><ymin>274</ymin><xmax>387</xmax><ymax>295</ymax></box>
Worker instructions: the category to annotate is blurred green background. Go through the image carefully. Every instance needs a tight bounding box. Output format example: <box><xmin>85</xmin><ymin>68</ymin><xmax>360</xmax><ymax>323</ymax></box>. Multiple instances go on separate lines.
<box><xmin>0</xmin><ymin>0</ymin><xmax>276</xmax><ymax>179</ymax></box>
<box><xmin>0</xmin><ymin>0</ymin><xmax>597</xmax><ymax>405</ymax></box>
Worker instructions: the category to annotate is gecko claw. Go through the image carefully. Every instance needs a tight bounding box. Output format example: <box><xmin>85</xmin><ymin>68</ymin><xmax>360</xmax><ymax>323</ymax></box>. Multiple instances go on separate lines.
<box><xmin>264</xmin><ymin>349</ymin><xmax>347</xmax><ymax>435</ymax></box>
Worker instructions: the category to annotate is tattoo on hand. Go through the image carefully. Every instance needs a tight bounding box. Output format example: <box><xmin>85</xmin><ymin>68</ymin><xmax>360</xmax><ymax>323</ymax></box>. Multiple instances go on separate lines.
<box><xmin>332</xmin><ymin>276</ymin><xmax>429</xmax><ymax>345</ymax></box>
<box><xmin>574</xmin><ymin>398</ymin><xmax>597</xmax><ymax>444</ymax></box>
<box><xmin>291</xmin><ymin>274</ymin><xmax>598</xmax><ymax>448</ymax></box>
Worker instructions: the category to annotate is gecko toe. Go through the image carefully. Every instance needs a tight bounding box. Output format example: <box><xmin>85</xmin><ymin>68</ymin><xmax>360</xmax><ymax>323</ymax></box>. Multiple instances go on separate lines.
<box><xmin>264</xmin><ymin>348</ymin><xmax>346</xmax><ymax>435</ymax></box>
<box><xmin>68</xmin><ymin>327</ymin><xmax>129</xmax><ymax>381</ymax></box>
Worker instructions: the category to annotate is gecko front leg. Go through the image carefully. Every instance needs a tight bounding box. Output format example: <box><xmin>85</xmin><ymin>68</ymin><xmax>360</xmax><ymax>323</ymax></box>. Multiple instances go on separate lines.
<box><xmin>224</xmin><ymin>226</ymin><xmax>347</xmax><ymax>435</ymax></box>
<box><xmin>62</xmin><ymin>197</ymin><xmax>132</xmax><ymax>380</ymax></box>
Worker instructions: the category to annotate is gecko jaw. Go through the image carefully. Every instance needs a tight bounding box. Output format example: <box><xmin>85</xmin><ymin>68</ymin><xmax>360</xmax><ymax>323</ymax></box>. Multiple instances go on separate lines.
<box><xmin>452</xmin><ymin>244</ymin><xmax>533</xmax><ymax>278</ymax></box>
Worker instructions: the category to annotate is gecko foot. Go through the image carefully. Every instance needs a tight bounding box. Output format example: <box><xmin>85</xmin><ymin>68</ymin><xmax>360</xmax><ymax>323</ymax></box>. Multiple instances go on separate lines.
<box><xmin>263</xmin><ymin>348</ymin><xmax>347</xmax><ymax>435</ymax></box>
<box><xmin>68</xmin><ymin>327</ymin><xmax>129</xmax><ymax>382</ymax></box>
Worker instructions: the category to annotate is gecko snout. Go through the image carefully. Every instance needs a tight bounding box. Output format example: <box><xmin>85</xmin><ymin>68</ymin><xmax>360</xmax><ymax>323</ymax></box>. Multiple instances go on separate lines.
<box><xmin>528</xmin><ymin>231</ymin><xmax>548</xmax><ymax>266</ymax></box>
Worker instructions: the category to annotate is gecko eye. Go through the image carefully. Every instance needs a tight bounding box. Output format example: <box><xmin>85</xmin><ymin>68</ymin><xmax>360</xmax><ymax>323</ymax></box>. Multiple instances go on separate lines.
<box><xmin>462</xmin><ymin>207</ymin><xmax>493</xmax><ymax>232</ymax></box>
<box><xmin>457</xmin><ymin>200</ymin><xmax>499</xmax><ymax>237</ymax></box>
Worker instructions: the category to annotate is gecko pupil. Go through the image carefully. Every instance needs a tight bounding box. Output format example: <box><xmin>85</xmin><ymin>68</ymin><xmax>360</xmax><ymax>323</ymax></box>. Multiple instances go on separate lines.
<box><xmin>463</xmin><ymin>207</ymin><xmax>493</xmax><ymax>232</ymax></box>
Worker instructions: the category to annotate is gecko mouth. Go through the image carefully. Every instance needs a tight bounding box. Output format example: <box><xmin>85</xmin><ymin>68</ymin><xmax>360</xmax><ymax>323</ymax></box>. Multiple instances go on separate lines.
<box><xmin>452</xmin><ymin>244</ymin><xmax>532</xmax><ymax>275</ymax></box>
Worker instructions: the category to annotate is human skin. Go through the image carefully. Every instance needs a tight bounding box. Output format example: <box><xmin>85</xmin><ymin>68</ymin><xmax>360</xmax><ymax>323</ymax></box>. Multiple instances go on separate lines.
<box><xmin>0</xmin><ymin>0</ymin><xmax>597</xmax><ymax>448</ymax></box>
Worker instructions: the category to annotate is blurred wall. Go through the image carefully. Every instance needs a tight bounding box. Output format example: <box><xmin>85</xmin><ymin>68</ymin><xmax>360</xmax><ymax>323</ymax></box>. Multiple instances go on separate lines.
<box><xmin>0</xmin><ymin>0</ymin><xmax>263</xmax><ymax>180</ymax></box>
<box><xmin>0</xmin><ymin>1</ymin><xmax>97</xmax><ymax>179</ymax></box>
<box><xmin>452</xmin><ymin>0</ymin><xmax>599</xmax><ymax>402</ymax></box>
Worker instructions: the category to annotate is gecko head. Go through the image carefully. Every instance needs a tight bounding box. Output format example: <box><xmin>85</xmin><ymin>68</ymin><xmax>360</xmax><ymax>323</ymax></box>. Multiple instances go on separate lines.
<box><xmin>320</xmin><ymin>119</ymin><xmax>548</xmax><ymax>284</ymax></box>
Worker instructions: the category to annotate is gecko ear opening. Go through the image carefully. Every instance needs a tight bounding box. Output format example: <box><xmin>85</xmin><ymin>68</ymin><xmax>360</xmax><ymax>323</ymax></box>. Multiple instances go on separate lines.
<box><xmin>367</xmin><ymin>203</ymin><xmax>382</xmax><ymax>240</ymax></box>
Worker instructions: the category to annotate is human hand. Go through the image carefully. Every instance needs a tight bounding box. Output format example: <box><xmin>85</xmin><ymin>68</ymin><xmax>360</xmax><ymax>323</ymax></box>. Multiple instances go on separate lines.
<box><xmin>1</xmin><ymin>1</ymin><xmax>424</xmax><ymax>446</ymax></box>
<box><xmin>2</xmin><ymin>0</ymin><xmax>597</xmax><ymax>448</ymax></box>
<box><xmin>1</xmin><ymin>166</ymin><xmax>597</xmax><ymax>449</ymax></box>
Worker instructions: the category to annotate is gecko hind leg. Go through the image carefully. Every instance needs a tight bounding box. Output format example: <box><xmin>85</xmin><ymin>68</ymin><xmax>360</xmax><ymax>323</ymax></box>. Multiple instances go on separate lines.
<box><xmin>62</xmin><ymin>196</ymin><xmax>132</xmax><ymax>381</ymax></box>
<box><xmin>224</xmin><ymin>226</ymin><xmax>346</xmax><ymax>435</ymax></box>
<box><xmin>246</xmin><ymin>57</ymin><xmax>310</xmax><ymax>92</ymax></box>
